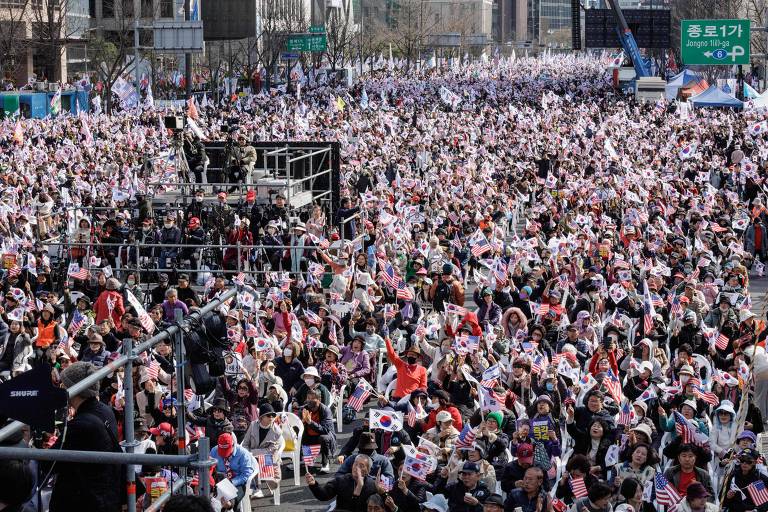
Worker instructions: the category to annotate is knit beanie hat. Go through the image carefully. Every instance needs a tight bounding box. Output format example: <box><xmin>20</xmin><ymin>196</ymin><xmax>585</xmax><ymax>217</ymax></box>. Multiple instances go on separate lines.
<box><xmin>486</xmin><ymin>411</ymin><xmax>504</xmax><ymax>429</ymax></box>
<box><xmin>60</xmin><ymin>361</ymin><xmax>100</xmax><ymax>399</ymax></box>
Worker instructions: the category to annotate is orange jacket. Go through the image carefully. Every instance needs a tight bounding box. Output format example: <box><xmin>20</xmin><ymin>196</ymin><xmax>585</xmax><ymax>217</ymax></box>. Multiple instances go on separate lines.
<box><xmin>385</xmin><ymin>338</ymin><xmax>427</xmax><ymax>399</ymax></box>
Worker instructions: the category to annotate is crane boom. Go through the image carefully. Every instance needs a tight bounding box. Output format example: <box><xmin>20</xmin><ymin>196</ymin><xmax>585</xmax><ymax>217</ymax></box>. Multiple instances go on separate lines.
<box><xmin>605</xmin><ymin>0</ymin><xmax>650</xmax><ymax>78</ymax></box>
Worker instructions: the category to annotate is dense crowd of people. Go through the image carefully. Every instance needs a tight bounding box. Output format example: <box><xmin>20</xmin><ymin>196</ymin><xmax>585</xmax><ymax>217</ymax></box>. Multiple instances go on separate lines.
<box><xmin>1</xmin><ymin>53</ymin><xmax>768</xmax><ymax>512</ymax></box>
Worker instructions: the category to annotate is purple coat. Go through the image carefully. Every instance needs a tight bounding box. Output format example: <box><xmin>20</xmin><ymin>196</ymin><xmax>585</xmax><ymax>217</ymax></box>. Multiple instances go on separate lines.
<box><xmin>339</xmin><ymin>345</ymin><xmax>371</xmax><ymax>379</ymax></box>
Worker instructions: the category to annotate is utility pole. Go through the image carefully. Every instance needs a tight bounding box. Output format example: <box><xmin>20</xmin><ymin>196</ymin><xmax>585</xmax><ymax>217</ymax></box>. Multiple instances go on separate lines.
<box><xmin>185</xmin><ymin>0</ymin><xmax>192</xmax><ymax>100</ymax></box>
<box><xmin>134</xmin><ymin>19</ymin><xmax>140</xmax><ymax>102</ymax></box>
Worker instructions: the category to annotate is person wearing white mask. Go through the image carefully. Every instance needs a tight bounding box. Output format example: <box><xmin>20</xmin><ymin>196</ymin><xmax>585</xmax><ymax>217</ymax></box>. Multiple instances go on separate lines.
<box><xmin>293</xmin><ymin>366</ymin><xmax>331</xmax><ymax>408</ymax></box>
<box><xmin>274</xmin><ymin>341</ymin><xmax>305</xmax><ymax>396</ymax></box>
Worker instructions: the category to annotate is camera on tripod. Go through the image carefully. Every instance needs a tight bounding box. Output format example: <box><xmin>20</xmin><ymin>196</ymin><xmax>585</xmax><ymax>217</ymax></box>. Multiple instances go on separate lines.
<box><xmin>164</xmin><ymin>115</ymin><xmax>186</xmax><ymax>133</ymax></box>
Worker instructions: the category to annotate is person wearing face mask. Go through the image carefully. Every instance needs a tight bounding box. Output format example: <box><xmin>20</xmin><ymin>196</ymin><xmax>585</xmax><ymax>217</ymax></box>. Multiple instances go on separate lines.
<box><xmin>158</xmin><ymin>214</ymin><xmax>181</xmax><ymax>269</ymax></box>
<box><xmin>423</xmin><ymin>389</ymin><xmax>463</xmax><ymax>431</ymax></box>
<box><xmin>383</xmin><ymin>339</ymin><xmax>427</xmax><ymax>401</ymax></box>
<box><xmin>121</xmin><ymin>271</ymin><xmax>143</xmax><ymax>305</ymax></box>
<box><xmin>349</xmin><ymin>317</ymin><xmax>386</xmax><ymax>354</ymax></box>
<box><xmin>300</xmin><ymin>388</ymin><xmax>337</xmax><ymax>473</ymax></box>
<box><xmin>294</xmin><ymin>366</ymin><xmax>331</xmax><ymax>407</ymax></box>
<box><xmin>138</xmin><ymin>218</ymin><xmax>161</xmax><ymax>262</ymax></box>
<box><xmin>182</xmin><ymin>218</ymin><xmax>206</xmax><ymax>274</ymax></box>
<box><xmin>274</xmin><ymin>341</ymin><xmax>305</xmax><ymax>395</ymax></box>
<box><xmin>184</xmin><ymin>190</ymin><xmax>206</xmax><ymax>222</ymax></box>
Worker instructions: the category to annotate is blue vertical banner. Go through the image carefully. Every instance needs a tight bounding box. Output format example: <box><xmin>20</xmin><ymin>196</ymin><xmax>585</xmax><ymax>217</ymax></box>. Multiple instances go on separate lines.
<box><xmin>190</xmin><ymin>0</ymin><xmax>200</xmax><ymax>20</ymax></box>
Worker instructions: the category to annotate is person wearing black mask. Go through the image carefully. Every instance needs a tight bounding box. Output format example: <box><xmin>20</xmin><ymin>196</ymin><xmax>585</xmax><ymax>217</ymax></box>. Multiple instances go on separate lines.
<box><xmin>300</xmin><ymin>388</ymin><xmax>337</xmax><ymax>473</ymax></box>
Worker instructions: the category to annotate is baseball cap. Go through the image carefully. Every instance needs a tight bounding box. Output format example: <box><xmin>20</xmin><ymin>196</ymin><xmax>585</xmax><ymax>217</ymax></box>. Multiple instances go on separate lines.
<box><xmin>459</xmin><ymin>461</ymin><xmax>480</xmax><ymax>474</ymax></box>
<box><xmin>517</xmin><ymin>443</ymin><xmax>534</xmax><ymax>464</ymax></box>
<box><xmin>217</xmin><ymin>432</ymin><xmax>235</xmax><ymax>458</ymax></box>
<box><xmin>149</xmin><ymin>422</ymin><xmax>174</xmax><ymax>437</ymax></box>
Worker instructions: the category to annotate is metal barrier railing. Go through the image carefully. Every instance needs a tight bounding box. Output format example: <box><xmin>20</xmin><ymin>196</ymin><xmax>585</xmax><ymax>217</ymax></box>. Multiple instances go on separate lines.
<box><xmin>0</xmin><ymin>288</ymin><xmax>237</xmax><ymax>510</ymax></box>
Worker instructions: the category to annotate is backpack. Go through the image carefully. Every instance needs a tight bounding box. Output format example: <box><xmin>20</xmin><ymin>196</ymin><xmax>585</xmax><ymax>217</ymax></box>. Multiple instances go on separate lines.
<box><xmin>532</xmin><ymin>438</ymin><xmax>552</xmax><ymax>471</ymax></box>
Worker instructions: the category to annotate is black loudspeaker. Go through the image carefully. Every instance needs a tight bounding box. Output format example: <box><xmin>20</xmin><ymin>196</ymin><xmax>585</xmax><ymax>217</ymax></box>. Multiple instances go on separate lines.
<box><xmin>190</xmin><ymin>363</ymin><xmax>216</xmax><ymax>396</ymax></box>
<box><xmin>201</xmin><ymin>0</ymin><xmax>256</xmax><ymax>41</ymax></box>
<box><xmin>572</xmin><ymin>0</ymin><xmax>581</xmax><ymax>50</ymax></box>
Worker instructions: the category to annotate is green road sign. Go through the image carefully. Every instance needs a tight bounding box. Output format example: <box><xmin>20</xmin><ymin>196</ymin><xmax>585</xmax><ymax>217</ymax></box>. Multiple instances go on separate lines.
<box><xmin>309</xmin><ymin>25</ymin><xmax>325</xmax><ymax>33</ymax></box>
<box><xmin>681</xmin><ymin>19</ymin><xmax>750</xmax><ymax>65</ymax></box>
<box><xmin>286</xmin><ymin>33</ymin><xmax>327</xmax><ymax>52</ymax></box>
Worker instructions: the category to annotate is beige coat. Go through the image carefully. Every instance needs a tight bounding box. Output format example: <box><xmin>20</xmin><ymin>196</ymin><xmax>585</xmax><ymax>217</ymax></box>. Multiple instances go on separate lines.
<box><xmin>241</xmin><ymin>419</ymin><xmax>285</xmax><ymax>480</ymax></box>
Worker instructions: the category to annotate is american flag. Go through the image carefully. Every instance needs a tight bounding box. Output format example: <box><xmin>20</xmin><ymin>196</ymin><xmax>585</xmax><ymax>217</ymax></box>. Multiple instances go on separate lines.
<box><xmin>570</xmin><ymin>476</ymin><xmax>588</xmax><ymax>498</ymax></box>
<box><xmin>536</xmin><ymin>303</ymin><xmax>550</xmax><ymax>317</ymax></box>
<box><xmin>68</xmin><ymin>310</ymin><xmax>86</xmax><ymax>335</ymax></box>
<box><xmin>396</xmin><ymin>281</ymin><xmax>414</xmax><ymax>301</ymax></box>
<box><xmin>655</xmin><ymin>474</ymin><xmax>682</xmax><ymax>511</ymax></box>
<box><xmin>650</xmin><ymin>293</ymin><xmax>664</xmax><ymax>308</ymax></box>
<box><xmin>669</xmin><ymin>294</ymin><xmax>682</xmax><ymax>317</ymax></box>
<box><xmin>329</xmin><ymin>291</ymin><xmax>342</xmax><ymax>302</ymax></box>
<box><xmin>407</xmin><ymin>404</ymin><xmax>417</xmax><ymax>427</ymax></box>
<box><xmin>146</xmin><ymin>360</ymin><xmax>161</xmax><ymax>381</ymax></box>
<box><xmin>56</xmin><ymin>333</ymin><xmax>71</xmax><ymax>352</ymax></box>
<box><xmin>642</xmin><ymin>280</ymin><xmax>656</xmax><ymax>333</ymax></box>
<box><xmin>304</xmin><ymin>309</ymin><xmax>323</xmax><ymax>326</ymax></box>
<box><xmin>689</xmin><ymin>267</ymin><xmax>700</xmax><ymax>282</ymax></box>
<box><xmin>280</xmin><ymin>278</ymin><xmax>292</xmax><ymax>292</ymax></box>
<box><xmin>379</xmin><ymin>261</ymin><xmax>400</xmax><ymax>289</ymax></box>
<box><xmin>470</xmin><ymin>237</ymin><xmax>492</xmax><ymax>258</ymax></box>
<box><xmin>603</xmin><ymin>369</ymin><xmax>623</xmax><ymax>403</ymax></box>
<box><xmin>480</xmin><ymin>365</ymin><xmax>500</xmax><ymax>388</ymax></box>
<box><xmin>328</xmin><ymin>325</ymin><xmax>338</xmax><ymax>344</ymax></box>
<box><xmin>186</xmin><ymin>422</ymin><xmax>205</xmax><ymax>441</ymax></box>
<box><xmin>715</xmin><ymin>332</ymin><xmax>729</xmax><ymax>350</ymax></box>
<box><xmin>455</xmin><ymin>424</ymin><xmax>476</xmax><ymax>449</ymax></box>
<box><xmin>302</xmin><ymin>444</ymin><xmax>321</xmax><ymax>466</ymax></box>
<box><xmin>347</xmin><ymin>379</ymin><xmax>373</xmax><ymax>411</ymax></box>
<box><xmin>68</xmin><ymin>264</ymin><xmax>89</xmax><ymax>281</ymax></box>
<box><xmin>551</xmin><ymin>353</ymin><xmax>562</xmax><ymax>366</ymax></box>
<box><xmin>748</xmin><ymin>480</ymin><xmax>768</xmax><ymax>506</ymax></box>
<box><xmin>256</xmin><ymin>454</ymin><xmax>276</xmax><ymax>480</ymax></box>
<box><xmin>694</xmin><ymin>386</ymin><xmax>720</xmax><ymax>406</ymax></box>
<box><xmin>617</xmin><ymin>402</ymin><xmax>633</xmax><ymax>426</ymax></box>
<box><xmin>7</xmin><ymin>266</ymin><xmax>20</xmax><ymax>278</ymax></box>
<box><xmin>466</xmin><ymin>335</ymin><xmax>480</xmax><ymax>351</ymax></box>
<box><xmin>673</xmin><ymin>411</ymin><xmax>696</xmax><ymax>444</ymax></box>
<box><xmin>451</xmin><ymin>234</ymin><xmax>463</xmax><ymax>250</ymax></box>
<box><xmin>531</xmin><ymin>355</ymin><xmax>548</xmax><ymax>375</ymax></box>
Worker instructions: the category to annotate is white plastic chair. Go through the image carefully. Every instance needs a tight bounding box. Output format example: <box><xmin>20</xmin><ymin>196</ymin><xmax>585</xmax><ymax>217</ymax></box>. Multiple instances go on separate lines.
<box><xmin>333</xmin><ymin>388</ymin><xmax>344</xmax><ymax>433</ymax></box>
<box><xmin>385</xmin><ymin>379</ymin><xmax>398</xmax><ymax>400</ymax></box>
<box><xmin>278</xmin><ymin>412</ymin><xmax>304</xmax><ymax>486</ymax></box>
<box><xmin>376</xmin><ymin>348</ymin><xmax>386</xmax><ymax>384</ymax></box>
<box><xmin>241</xmin><ymin>451</ymin><xmax>259</xmax><ymax>512</ymax></box>
<box><xmin>377</xmin><ymin>365</ymin><xmax>397</xmax><ymax>395</ymax></box>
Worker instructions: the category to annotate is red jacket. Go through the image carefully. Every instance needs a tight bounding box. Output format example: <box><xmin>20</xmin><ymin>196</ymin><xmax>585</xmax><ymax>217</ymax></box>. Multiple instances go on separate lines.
<box><xmin>588</xmin><ymin>350</ymin><xmax>618</xmax><ymax>376</ymax></box>
<box><xmin>423</xmin><ymin>405</ymin><xmax>464</xmax><ymax>432</ymax></box>
<box><xmin>93</xmin><ymin>290</ymin><xmax>125</xmax><ymax>327</ymax></box>
<box><xmin>385</xmin><ymin>338</ymin><xmax>427</xmax><ymax>399</ymax></box>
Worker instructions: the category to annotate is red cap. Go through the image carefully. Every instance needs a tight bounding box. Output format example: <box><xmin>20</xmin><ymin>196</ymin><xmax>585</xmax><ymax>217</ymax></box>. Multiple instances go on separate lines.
<box><xmin>217</xmin><ymin>432</ymin><xmax>234</xmax><ymax>457</ymax></box>
<box><xmin>517</xmin><ymin>443</ymin><xmax>534</xmax><ymax>464</ymax></box>
<box><xmin>188</xmin><ymin>217</ymin><xmax>200</xmax><ymax>228</ymax></box>
<box><xmin>679</xmin><ymin>296</ymin><xmax>690</xmax><ymax>304</ymax></box>
<box><xmin>217</xmin><ymin>191</ymin><xmax>227</xmax><ymax>200</ymax></box>
<box><xmin>149</xmin><ymin>422</ymin><xmax>174</xmax><ymax>437</ymax></box>
<box><xmin>246</xmin><ymin>190</ymin><xmax>256</xmax><ymax>201</ymax></box>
